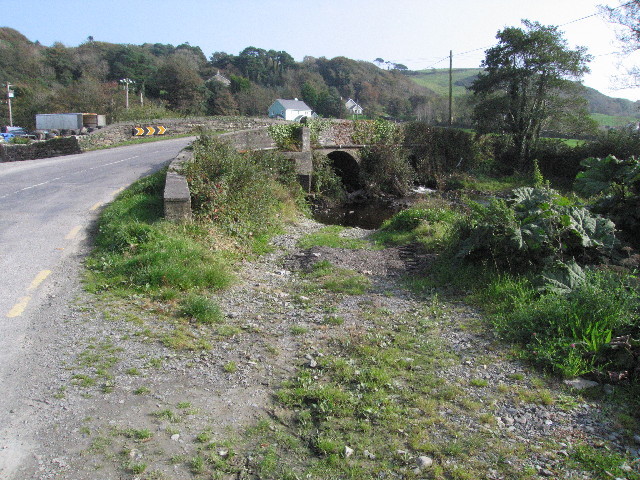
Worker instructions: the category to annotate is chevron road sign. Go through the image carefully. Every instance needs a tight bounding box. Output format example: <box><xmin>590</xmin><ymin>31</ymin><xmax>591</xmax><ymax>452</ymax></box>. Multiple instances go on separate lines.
<box><xmin>132</xmin><ymin>125</ymin><xmax>167</xmax><ymax>136</ymax></box>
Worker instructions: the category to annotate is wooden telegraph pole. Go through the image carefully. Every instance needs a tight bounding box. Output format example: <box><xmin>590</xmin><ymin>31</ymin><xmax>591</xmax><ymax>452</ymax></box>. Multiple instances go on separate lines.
<box><xmin>5</xmin><ymin>82</ymin><xmax>14</xmax><ymax>127</ymax></box>
<box><xmin>448</xmin><ymin>51</ymin><xmax>453</xmax><ymax>126</ymax></box>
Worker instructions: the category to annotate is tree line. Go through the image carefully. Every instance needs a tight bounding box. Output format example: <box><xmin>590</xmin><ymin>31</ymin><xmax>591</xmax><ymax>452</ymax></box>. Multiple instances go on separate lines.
<box><xmin>0</xmin><ymin>28</ymin><xmax>445</xmax><ymax>128</ymax></box>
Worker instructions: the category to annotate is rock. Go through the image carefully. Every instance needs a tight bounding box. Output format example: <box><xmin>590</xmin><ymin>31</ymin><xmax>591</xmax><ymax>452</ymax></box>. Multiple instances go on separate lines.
<box><xmin>564</xmin><ymin>378</ymin><xmax>599</xmax><ymax>390</ymax></box>
<box><xmin>633</xmin><ymin>434</ymin><xmax>640</xmax><ymax>445</ymax></box>
<box><xmin>170</xmin><ymin>434</ymin><xmax>180</xmax><ymax>441</ymax></box>
<box><xmin>416</xmin><ymin>456</ymin><xmax>433</xmax><ymax>469</ymax></box>
<box><xmin>363</xmin><ymin>450</ymin><xmax>376</xmax><ymax>459</ymax></box>
<box><xmin>344</xmin><ymin>446</ymin><xmax>354</xmax><ymax>457</ymax></box>
<box><xmin>218</xmin><ymin>449</ymin><xmax>229</xmax><ymax>457</ymax></box>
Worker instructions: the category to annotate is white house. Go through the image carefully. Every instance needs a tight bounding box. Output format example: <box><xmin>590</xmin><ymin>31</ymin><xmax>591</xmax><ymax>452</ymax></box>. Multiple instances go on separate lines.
<box><xmin>345</xmin><ymin>98</ymin><xmax>363</xmax><ymax>116</ymax></box>
<box><xmin>268</xmin><ymin>99</ymin><xmax>314</xmax><ymax>121</ymax></box>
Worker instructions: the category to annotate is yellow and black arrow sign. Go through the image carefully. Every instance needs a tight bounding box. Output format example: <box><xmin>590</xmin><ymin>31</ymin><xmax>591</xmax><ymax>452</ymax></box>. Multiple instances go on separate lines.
<box><xmin>132</xmin><ymin>125</ymin><xmax>167</xmax><ymax>136</ymax></box>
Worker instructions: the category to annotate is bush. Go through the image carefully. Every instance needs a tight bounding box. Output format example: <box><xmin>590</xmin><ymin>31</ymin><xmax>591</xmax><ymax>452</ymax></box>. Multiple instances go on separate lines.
<box><xmin>311</xmin><ymin>152</ymin><xmax>346</xmax><ymax>203</ymax></box>
<box><xmin>490</xmin><ymin>269</ymin><xmax>640</xmax><ymax>377</ymax></box>
<box><xmin>183</xmin><ymin>134</ymin><xmax>304</xmax><ymax>242</ymax></box>
<box><xmin>403</xmin><ymin>123</ymin><xmax>489</xmax><ymax>186</ymax></box>
<box><xmin>455</xmin><ymin>186</ymin><xmax>618</xmax><ymax>272</ymax></box>
<box><xmin>359</xmin><ymin>145</ymin><xmax>415</xmax><ymax>197</ymax></box>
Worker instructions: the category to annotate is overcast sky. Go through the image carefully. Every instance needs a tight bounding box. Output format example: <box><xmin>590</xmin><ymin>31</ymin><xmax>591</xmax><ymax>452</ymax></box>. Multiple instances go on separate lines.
<box><xmin>3</xmin><ymin>0</ymin><xmax>640</xmax><ymax>100</ymax></box>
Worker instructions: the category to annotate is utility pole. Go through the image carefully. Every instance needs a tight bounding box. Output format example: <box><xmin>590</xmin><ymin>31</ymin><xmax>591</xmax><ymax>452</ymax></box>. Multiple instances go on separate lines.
<box><xmin>448</xmin><ymin>51</ymin><xmax>453</xmax><ymax>126</ymax></box>
<box><xmin>5</xmin><ymin>82</ymin><xmax>14</xmax><ymax>127</ymax></box>
<box><xmin>119</xmin><ymin>78</ymin><xmax>134</xmax><ymax>109</ymax></box>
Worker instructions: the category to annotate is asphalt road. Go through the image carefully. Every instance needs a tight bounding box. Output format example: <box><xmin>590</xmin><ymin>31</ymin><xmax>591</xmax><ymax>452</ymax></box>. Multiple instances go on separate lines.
<box><xmin>0</xmin><ymin>136</ymin><xmax>194</xmax><ymax>477</ymax></box>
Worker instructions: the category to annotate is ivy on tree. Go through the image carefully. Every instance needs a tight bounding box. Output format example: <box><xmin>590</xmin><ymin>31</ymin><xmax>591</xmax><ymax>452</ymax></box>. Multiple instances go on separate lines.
<box><xmin>470</xmin><ymin>20</ymin><xmax>592</xmax><ymax>170</ymax></box>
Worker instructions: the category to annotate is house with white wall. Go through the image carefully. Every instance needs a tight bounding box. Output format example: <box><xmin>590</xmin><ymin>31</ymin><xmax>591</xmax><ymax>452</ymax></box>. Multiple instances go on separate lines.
<box><xmin>345</xmin><ymin>98</ymin><xmax>363</xmax><ymax>116</ymax></box>
<box><xmin>268</xmin><ymin>99</ymin><xmax>314</xmax><ymax>121</ymax></box>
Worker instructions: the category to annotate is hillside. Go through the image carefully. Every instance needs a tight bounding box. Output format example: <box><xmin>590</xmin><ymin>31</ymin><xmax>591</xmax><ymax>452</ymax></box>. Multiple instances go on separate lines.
<box><xmin>1</xmin><ymin>26</ymin><xmax>638</xmax><ymax>130</ymax></box>
<box><xmin>410</xmin><ymin>67</ymin><xmax>640</xmax><ymax>124</ymax></box>
<box><xmin>0</xmin><ymin>27</ymin><xmax>446</xmax><ymax>128</ymax></box>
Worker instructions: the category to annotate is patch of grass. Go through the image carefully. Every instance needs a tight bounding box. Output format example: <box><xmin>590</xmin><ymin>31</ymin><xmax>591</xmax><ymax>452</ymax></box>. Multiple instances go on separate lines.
<box><xmin>123</xmin><ymin>428</ymin><xmax>153</xmax><ymax>441</ymax></box>
<box><xmin>133</xmin><ymin>386</ymin><xmax>150</xmax><ymax>395</ymax></box>
<box><xmin>469</xmin><ymin>378</ymin><xmax>489</xmax><ymax>387</ymax></box>
<box><xmin>305</xmin><ymin>261</ymin><xmax>371</xmax><ymax>295</ymax></box>
<box><xmin>178</xmin><ymin>293</ymin><xmax>223</xmax><ymax>324</ymax></box>
<box><xmin>153</xmin><ymin>409</ymin><xmax>181</xmax><ymax>423</ymax></box>
<box><xmin>290</xmin><ymin>325</ymin><xmax>309</xmax><ymax>335</ymax></box>
<box><xmin>223</xmin><ymin>361</ymin><xmax>237</xmax><ymax>373</ymax></box>
<box><xmin>298</xmin><ymin>225</ymin><xmax>372</xmax><ymax>250</ymax></box>
<box><xmin>570</xmin><ymin>443</ymin><xmax>640</xmax><ymax>480</ymax></box>
<box><xmin>372</xmin><ymin>200</ymin><xmax>463</xmax><ymax>251</ymax></box>
<box><xmin>85</xmin><ymin>170</ymin><xmax>234</xmax><ymax>295</ymax></box>
<box><xmin>162</xmin><ymin>325</ymin><xmax>212</xmax><ymax>351</ymax></box>
<box><xmin>323</xmin><ymin>315</ymin><xmax>345</xmax><ymax>326</ymax></box>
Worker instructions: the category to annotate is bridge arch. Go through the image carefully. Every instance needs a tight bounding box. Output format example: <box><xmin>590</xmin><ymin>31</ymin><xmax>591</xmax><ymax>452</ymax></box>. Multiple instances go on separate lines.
<box><xmin>326</xmin><ymin>150</ymin><xmax>362</xmax><ymax>191</ymax></box>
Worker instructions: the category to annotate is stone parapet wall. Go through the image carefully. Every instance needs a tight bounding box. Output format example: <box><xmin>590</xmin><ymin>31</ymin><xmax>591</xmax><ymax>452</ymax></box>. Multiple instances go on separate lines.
<box><xmin>164</xmin><ymin>150</ymin><xmax>193</xmax><ymax>222</ymax></box>
<box><xmin>217</xmin><ymin>127</ymin><xmax>276</xmax><ymax>151</ymax></box>
<box><xmin>0</xmin><ymin>137</ymin><xmax>82</xmax><ymax>163</ymax></box>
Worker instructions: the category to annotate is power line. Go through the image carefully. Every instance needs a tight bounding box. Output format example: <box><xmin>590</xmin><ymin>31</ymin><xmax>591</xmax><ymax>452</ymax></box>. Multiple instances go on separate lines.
<box><xmin>419</xmin><ymin>1</ymin><xmax>634</xmax><ymax>71</ymax></box>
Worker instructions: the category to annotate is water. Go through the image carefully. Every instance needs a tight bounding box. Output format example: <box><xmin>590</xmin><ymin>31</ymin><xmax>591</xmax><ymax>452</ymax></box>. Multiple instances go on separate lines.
<box><xmin>312</xmin><ymin>201</ymin><xmax>401</xmax><ymax>230</ymax></box>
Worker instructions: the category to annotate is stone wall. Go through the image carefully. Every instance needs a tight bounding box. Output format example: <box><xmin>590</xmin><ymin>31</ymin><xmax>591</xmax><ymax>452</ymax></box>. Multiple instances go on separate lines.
<box><xmin>78</xmin><ymin>116</ymin><xmax>286</xmax><ymax>150</ymax></box>
<box><xmin>164</xmin><ymin>150</ymin><xmax>193</xmax><ymax>222</ymax></box>
<box><xmin>0</xmin><ymin>137</ymin><xmax>82</xmax><ymax>163</ymax></box>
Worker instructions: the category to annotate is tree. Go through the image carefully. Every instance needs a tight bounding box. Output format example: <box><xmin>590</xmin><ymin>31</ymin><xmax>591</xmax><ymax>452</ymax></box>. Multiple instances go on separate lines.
<box><xmin>602</xmin><ymin>1</ymin><xmax>640</xmax><ymax>85</ymax></box>
<box><xmin>150</xmin><ymin>54</ymin><xmax>205</xmax><ymax>114</ymax></box>
<box><xmin>470</xmin><ymin>20</ymin><xmax>591</xmax><ymax>170</ymax></box>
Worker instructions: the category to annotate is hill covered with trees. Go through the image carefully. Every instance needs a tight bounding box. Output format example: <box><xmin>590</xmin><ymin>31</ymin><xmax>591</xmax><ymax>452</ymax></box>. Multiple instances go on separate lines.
<box><xmin>1</xmin><ymin>27</ymin><xmax>637</xmax><ymax>131</ymax></box>
<box><xmin>0</xmin><ymin>27</ymin><xmax>447</xmax><ymax>129</ymax></box>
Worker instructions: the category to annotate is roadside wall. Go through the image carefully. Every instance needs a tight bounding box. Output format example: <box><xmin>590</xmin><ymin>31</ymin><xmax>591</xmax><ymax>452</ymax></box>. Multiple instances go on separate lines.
<box><xmin>78</xmin><ymin>116</ymin><xmax>286</xmax><ymax>150</ymax></box>
<box><xmin>0</xmin><ymin>137</ymin><xmax>81</xmax><ymax>162</ymax></box>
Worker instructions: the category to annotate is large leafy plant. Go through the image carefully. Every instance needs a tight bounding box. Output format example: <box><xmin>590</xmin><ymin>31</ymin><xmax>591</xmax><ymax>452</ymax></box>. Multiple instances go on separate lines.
<box><xmin>574</xmin><ymin>155</ymin><xmax>640</xmax><ymax>246</ymax></box>
<box><xmin>456</xmin><ymin>186</ymin><xmax>617</xmax><ymax>273</ymax></box>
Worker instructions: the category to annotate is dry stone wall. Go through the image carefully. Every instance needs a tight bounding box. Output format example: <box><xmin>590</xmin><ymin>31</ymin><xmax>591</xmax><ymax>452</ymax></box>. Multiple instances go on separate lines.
<box><xmin>0</xmin><ymin>137</ymin><xmax>82</xmax><ymax>162</ymax></box>
<box><xmin>78</xmin><ymin>116</ymin><xmax>286</xmax><ymax>150</ymax></box>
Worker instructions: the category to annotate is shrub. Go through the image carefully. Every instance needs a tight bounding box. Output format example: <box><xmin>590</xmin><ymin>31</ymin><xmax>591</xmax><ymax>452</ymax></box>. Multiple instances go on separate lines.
<box><xmin>179</xmin><ymin>293</ymin><xmax>223</xmax><ymax>324</ymax></box>
<box><xmin>359</xmin><ymin>145</ymin><xmax>415</xmax><ymax>197</ymax></box>
<box><xmin>455</xmin><ymin>186</ymin><xmax>617</xmax><ymax>272</ymax></box>
<box><xmin>491</xmin><ymin>268</ymin><xmax>640</xmax><ymax>377</ymax></box>
<box><xmin>183</xmin><ymin>134</ymin><xmax>304</xmax><ymax>242</ymax></box>
<box><xmin>403</xmin><ymin>123</ymin><xmax>488</xmax><ymax>186</ymax></box>
<box><xmin>311</xmin><ymin>152</ymin><xmax>346</xmax><ymax>203</ymax></box>
<box><xmin>574</xmin><ymin>155</ymin><xmax>640</xmax><ymax>247</ymax></box>
<box><xmin>267</xmin><ymin>123</ymin><xmax>302</xmax><ymax>150</ymax></box>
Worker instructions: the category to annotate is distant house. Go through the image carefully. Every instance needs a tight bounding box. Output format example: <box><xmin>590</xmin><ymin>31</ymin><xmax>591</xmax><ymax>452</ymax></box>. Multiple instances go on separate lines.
<box><xmin>209</xmin><ymin>70</ymin><xmax>231</xmax><ymax>87</ymax></box>
<box><xmin>345</xmin><ymin>98</ymin><xmax>363</xmax><ymax>116</ymax></box>
<box><xmin>268</xmin><ymin>98</ymin><xmax>314</xmax><ymax>121</ymax></box>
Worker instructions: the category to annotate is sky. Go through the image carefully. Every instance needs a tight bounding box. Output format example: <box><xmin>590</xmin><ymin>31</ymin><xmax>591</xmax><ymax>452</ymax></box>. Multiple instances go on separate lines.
<box><xmin>3</xmin><ymin>0</ymin><xmax>640</xmax><ymax>101</ymax></box>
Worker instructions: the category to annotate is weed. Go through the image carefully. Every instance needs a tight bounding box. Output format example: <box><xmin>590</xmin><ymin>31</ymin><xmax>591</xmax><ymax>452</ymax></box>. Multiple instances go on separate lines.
<box><xmin>323</xmin><ymin>315</ymin><xmax>345</xmax><ymax>326</ymax></box>
<box><xmin>153</xmin><ymin>409</ymin><xmax>181</xmax><ymax>423</ymax></box>
<box><xmin>298</xmin><ymin>225</ymin><xmax>373</xmax><ymax>250</ymax></box>
<box><xmin>178</xmin><ymin>294</ymin><xmax>223</xmax><ymax>324</ymax></box>
<box><xmin>290</xmin><ymin>325</ymin><xmax>308</xmax><ymax>335</ymax></box>
<box><xmin>223</xmin><ymin>361</ymin><xmax>237</xmax><ymax>373</ymax></box>
<box><xmin>133</xmin><ymin>386</ymin><xmax>150</xmax><ymax>395</ymax></box>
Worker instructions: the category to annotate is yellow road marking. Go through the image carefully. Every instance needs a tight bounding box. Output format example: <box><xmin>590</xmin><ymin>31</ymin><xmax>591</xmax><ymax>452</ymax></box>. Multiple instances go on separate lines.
<box><xmin>7</xmin><ymin>296</ymin><xmax>31</xmax><ymax>318</ymax></box>
<box><xmin>65</xmin><ymin>225</ymin><xmax>82</xmax><ymax>240</ymax></box>
<box><xmin>113</xmin><ymin>187</ymin><xmax>125</xmax><ymax>195</ymax></box>
<box><xmin>28</xmin><ymin>270</ymin><xmax>52</xmax><ymax>291</ymax></box>
<box><xmin>89</xmin><ymin>202</ymin><xmax>102</xmax><ymax>211</ymax></box>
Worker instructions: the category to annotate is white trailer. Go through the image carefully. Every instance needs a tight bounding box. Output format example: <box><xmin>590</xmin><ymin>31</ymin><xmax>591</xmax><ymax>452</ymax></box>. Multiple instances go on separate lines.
<box><xmin>36</xmin><ymin>113</ymin><xmax>84</xmax><ymax>131</ymax></box>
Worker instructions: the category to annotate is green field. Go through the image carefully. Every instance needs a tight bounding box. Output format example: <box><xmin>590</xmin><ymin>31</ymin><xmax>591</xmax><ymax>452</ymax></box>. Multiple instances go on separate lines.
<box><xmin>590</xmin><ymin>113</ymin><xmax>639</xmax><ymax>128</ymax></box>
<box><xmin>410</xmin><ymin>68</ymin><xmax>483</xmax><ymax>98</ymax></box>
